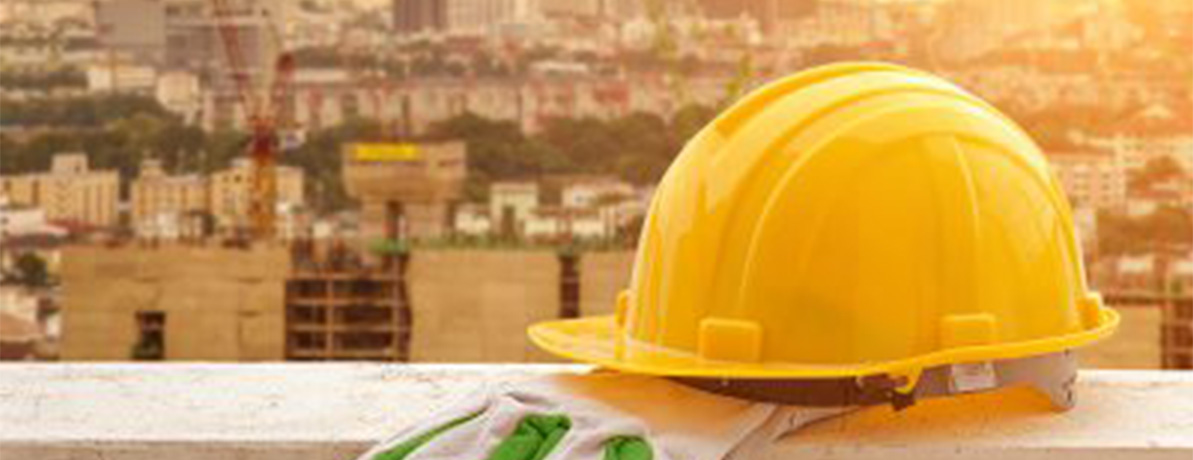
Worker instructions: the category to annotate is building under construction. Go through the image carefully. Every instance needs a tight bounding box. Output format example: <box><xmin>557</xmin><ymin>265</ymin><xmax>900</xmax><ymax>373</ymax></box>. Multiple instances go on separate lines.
<box><xmin>342</xmin><ymin>141</ymin><xmax>467</xmax><ymax>242</ymax></box>
<box><xmin>283</xmin><ymin>141</ymin><xmax>465</xmax><ymax>361</ymax></box>
<box><xmin>1162</xmin><ymin>295</ymin><xmax>1193</xmax><ymax>369</ymax></box>
<box><xmin>285</xmin><ymin>241</ymin><xmax>411</xmax><ymax>360</ymax></box>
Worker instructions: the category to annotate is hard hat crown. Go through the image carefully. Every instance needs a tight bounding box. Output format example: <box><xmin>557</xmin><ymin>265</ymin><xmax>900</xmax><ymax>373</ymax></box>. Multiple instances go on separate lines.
<box><xmin>530</xmin><ymin>63</ymin><xmax>1118</xmax><ymax>382</ymax></box>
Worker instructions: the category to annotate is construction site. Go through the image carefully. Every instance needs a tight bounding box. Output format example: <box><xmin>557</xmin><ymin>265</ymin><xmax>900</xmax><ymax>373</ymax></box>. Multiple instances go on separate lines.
<box><xmin>48</xmin><ymin>133</ymin><xmax>1193</xmax><ymax>368</ymax></box>
<box><xmin>34</xmin><ymin>0</ymin><xmax>1192</xmax><ymax>371</ymax></box>
<box><xmin>54</xmin><ymin>238</ymin><xmax>1192</xmax><ymax>369</ymax></box>
<box><xmin>57</xmin><ymin>135</ymin><xmax>623</xmax><ymax>363</ymax></box>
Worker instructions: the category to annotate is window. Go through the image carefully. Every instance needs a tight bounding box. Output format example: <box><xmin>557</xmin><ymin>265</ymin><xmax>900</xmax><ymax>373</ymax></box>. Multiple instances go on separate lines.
<box><xmin>132</xmin><ymin>311</ymin><xmax>166</xmax><ymax>360</ymax></box>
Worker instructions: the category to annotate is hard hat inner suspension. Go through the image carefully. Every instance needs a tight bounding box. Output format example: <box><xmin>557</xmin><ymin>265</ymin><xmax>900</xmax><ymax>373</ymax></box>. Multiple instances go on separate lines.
<box><xmin>672</xmin><ymin>351</ymin><xmax>1077</xmax><ymax>411</ymax></box>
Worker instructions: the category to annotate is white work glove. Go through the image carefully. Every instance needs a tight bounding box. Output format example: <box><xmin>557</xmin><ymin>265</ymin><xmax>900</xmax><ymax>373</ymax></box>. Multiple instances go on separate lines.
<box><xmin>355</xmin><ymin>372</ymin><xmax>852</xmax><ymax>460</ymax></box>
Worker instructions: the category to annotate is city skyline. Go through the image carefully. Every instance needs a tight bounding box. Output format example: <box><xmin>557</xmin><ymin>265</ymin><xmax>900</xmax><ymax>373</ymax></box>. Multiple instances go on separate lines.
<box><xmin>0</xmin><ymin>0</ymin><xmax>1189</xmax><ymax>366</ymax></box>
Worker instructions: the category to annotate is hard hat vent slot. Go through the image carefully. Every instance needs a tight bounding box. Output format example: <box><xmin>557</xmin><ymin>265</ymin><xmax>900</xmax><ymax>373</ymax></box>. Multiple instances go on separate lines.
<box><xmin>698</xmin><ymin>318</ymin><xmax>763</xmax><ymax>363</ymax></box>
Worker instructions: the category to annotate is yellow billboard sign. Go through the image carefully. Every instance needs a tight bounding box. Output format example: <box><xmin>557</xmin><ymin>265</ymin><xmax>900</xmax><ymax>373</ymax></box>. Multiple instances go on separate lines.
<box><xmin>353</xmin><ymin>143</ymin><xmax>421</xmax><ymax>162</ymax></box>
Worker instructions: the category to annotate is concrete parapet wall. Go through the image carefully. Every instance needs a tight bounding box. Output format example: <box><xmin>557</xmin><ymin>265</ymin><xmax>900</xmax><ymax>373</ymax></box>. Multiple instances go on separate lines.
<box><xmin>60</xmin><ymin>245</ymin><xmax>289</xmax><ymax>361</ymax></box>
<box><xmin>56</xmin><ymin>245</ymin><xmax>1163</xmax><ymax>367</ymax></box>
<box><xmin>1082</xmin><ymin>306</ymin><xmax>1162</xmax><ymax>369</ymax></box>
<box><xmin>407</xmin><ymin>250</ymin><xmax>561</xmax><ymax>362</ymax></box>
<box><xmin>0</xmin><ymin>364</ymin><xmax>1189</xmax><ymax>460</ymax></box>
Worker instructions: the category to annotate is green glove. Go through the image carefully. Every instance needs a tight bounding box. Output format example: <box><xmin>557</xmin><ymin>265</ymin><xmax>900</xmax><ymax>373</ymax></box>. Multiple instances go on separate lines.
<box><xmin>356</xmin><ymin>373</ymin><xmax>851</xmax><ymax>460</ymax></box>
<box><xmin>375</xmin><ymin>412</ymin><xmax>648</xmax><ymax>460</ymax></box>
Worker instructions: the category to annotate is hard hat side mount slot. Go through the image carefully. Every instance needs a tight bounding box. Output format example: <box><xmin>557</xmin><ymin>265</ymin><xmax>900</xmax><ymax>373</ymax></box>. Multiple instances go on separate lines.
<box><xmin>698</xmin><ymin>318</ymin><xmax>764</xmax><ymax>363</ymax></box>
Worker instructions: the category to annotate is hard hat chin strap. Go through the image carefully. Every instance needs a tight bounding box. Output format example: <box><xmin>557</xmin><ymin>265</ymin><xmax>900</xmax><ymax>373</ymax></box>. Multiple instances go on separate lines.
<box><xmin>673</xmin><ymin>350</ymin><xmax>1078</xmax><ymax>411</ymax></box>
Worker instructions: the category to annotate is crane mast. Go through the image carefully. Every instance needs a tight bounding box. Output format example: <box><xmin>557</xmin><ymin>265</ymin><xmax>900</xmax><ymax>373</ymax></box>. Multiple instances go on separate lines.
<box><xmin>210</xmin><ymin>0</ymin><xmax>294</xmax><ymax>240</ymax></box>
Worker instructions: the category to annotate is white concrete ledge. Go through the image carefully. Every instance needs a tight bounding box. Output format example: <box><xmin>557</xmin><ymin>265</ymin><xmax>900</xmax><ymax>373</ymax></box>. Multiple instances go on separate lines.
<box><xmin>1</xmin><ymin>364</ymin><xmax>1191</xmax><ymax>460</ymax></box>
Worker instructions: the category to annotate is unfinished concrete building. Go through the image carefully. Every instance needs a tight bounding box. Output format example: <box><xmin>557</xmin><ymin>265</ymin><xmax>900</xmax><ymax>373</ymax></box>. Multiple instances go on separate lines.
<box><xmin>341</xmin><ymin>142</ymin><xmax>466</xmax><ymax>242</ymax></box>
<box><xmin>1162</xmin><ymin>296</ymin><xmax>1193</xmax><ymax>369</ymax></box>
<box><xmin>59</xmin><ymin>244</ymin><xmax>288</xmax><ymax>361</ymax></box>
<box><xmin>284</xmin><ymin>240</ymin><xmax>411</xmax><ymax>361</ymax></box>
<box><xmin>281</xmin><ymin>141</ymin><xmax>466</xmax><ymax>361</ymax></box>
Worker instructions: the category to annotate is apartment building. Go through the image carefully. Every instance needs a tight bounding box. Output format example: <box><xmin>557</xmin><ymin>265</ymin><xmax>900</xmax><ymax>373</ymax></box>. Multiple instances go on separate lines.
<box><xmin>0</xmin><ymin>154</ymin><xmax>120</xmax><ymax>228</ymax></box>
<box><xmin>489</xmin><ymin>181</ymin><xmax>539</xmax><ymax>237</ymax></box>
<box><xmin>523</xmin><ymin>207</ymin><xmax>605</xmax><ymax>241</ymax></box>
<box><xmin>561</xmin><ymin>178</ymin><xmax>634</xmax><ymax>209</ymax></box>
<box><xmin>476</xmin><ymin>177</ymin><xmax>648</xmax><ymax>241</ymax></box>
<box><xmin>130</xmin><ymin>159</ymin><xmax>210</xmax><ymax>238</ymax></box>
<box><xmin>210</xmin><ymin>158</ymin><xmax>305</xmax><ymax>233</ymax></box>
<box><xmin>203</xmin><ymin>72</ymin><xmax>727</xmax><ymax>133</ymax></box>
<box><xmin>1048</xmin><ymin>151</ymin><xmax>1127</xmax><ymax>210</ymax></box>
<box><xmin>1094</xmin><ymin>134</ymin><xmax>1193</xmax><ymax>173</ymax></box>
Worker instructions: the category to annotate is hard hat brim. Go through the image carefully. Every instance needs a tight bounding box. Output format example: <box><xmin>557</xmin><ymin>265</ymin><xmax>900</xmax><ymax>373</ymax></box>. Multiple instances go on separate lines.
<box><xmin>528</xmin><ymin>308</ymin><xmax>1119</xmax><ymax>379</ymax></box>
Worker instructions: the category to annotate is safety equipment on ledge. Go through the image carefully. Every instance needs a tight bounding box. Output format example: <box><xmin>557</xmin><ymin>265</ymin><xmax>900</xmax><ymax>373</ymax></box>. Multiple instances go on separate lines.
<box><xmin>529</xmin><ymin>62</ymin><xmax>1119</xmax><ymax>410</ymax></box>
<box><xmin>355</xmin><ymin>373</ymin><xmax>851</xmax><ymax>460</ymax></box>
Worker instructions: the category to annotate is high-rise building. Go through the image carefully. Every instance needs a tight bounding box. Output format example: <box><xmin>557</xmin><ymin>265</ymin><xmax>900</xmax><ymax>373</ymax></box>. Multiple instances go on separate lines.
<box><xmin>1049</xmin><ymin>151</ymin><xmax>1128</xmax><ymax>211</ymax></box>
<box><xmin>393</xmin><ymin>0</ymin><xmax>448</xmax><ymax>36</ymax></box>
<box><xmin>94</xmin><ymin>0</ymin><xmax>281</xmax><ymax>76</ymax></box>
<box><xmin>0</xmin><ymin>154</ymin><xmax>120</xmax><ymax>228</ymax></box>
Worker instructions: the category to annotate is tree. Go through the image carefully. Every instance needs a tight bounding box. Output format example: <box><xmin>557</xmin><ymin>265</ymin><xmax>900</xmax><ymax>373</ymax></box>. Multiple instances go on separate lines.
<box><xmin>0</xmin><ymin>94</ymin><xmax>173</xmax><ymax>128</ymax></box>
<box><xmin>1098</xmin><ymin>206</ymin><xmax>1193</xmax><ymax>256</ymax></box>
<box><xmin>0</xmin><ymin>66</ymin><xmax>86</xmax><ymax>91</ymax></box>
<box><xmin>1129</xmin><ymin>156</ymin><xmax>1186</xmax><ymax>193</ymax></box>
<box><xmin>424</xmin><ymin>106</ymin><xmax>717</xmax><ymax>194</ymax></box>
<box><xmin>1142</xmin><ymin>206</ymin><xmax>1193</xmax><ymax>250</ymax></box>
<box><xmin>282</xmin><ymin>118</ymin><xmax>384</xmax><ymax>212</ymax></box>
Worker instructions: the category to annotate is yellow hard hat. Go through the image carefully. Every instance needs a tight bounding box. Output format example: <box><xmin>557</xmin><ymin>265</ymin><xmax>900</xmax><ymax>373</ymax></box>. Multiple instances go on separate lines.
<box><xmin>529</xmin><ymin>63</ymin><xmax>1118</xmax><ymax>406</ymax></box>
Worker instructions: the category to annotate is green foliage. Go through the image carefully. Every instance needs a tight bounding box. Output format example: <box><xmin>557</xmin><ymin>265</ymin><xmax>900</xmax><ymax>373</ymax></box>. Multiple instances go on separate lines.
<box><xmin>0</xmin><ymin>67</ymin><xmax>86</xmax><ymax>90</ymax></box>
<box><xmin>720</xmin><ymin>53</ymin><xmax>755</xmax><ymax>107</ymax></box>
<box><xmin>1129</xmin><ymin>156</ymin><xmax>1187</xmax><ymax>193</ymax></box>
<box><xmin>0</xmin><ymin>123</ymin><xmax>239</xmax><ymax>186</ymax></box>
<box><xmin>0</xmin><ymin>94</ymin><xmax>173</xmax><ymax>127</ymax></box>
<box><xmin>1005</xmin><ymin>104</ymin><xmax>1140</xmax><ymax>150</ymax></box>
<box><xmin>425</xmin><ymin>106</ymin><xmax>716</xmax><ymax>200</ymax></box>
<box><xmin>0</xmin><ymin>91</ymin><xmax>249</xmax><ymax>186</ymax></box>
<box><xmin>369</xmin><ymin>238</ymin><xmax>409</xmax><ymax>256</ymax></box>
<box><xmin>281</xmin><ymin>118</ymin><xmax>383</xmax><ymax>212</ymax></box>
<box><xmin>1098</xmin><ymin>206</ymin><xmax>1193</xmax><ymax>256</ymax></box>
<box><xmin>130</xmin><ymin>340</ymin><xmax>164</xmax><ymax>361</ymax></box>
<box><xmin>11</xmin><ymin>252</ymin><xmax>51</xmax><ymax>288</ymax></box>
<box><xmin>1</xmin><ymin>92</ymin><xmax>717</xmax><ymax>217</ymax></box>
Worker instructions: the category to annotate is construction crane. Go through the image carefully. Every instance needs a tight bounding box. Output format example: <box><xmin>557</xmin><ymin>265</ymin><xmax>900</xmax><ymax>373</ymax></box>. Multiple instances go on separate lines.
<box><xmin>210</xmin><ymin>0</ymin><xmax>295</xmax><ymax>240</ymax></box>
